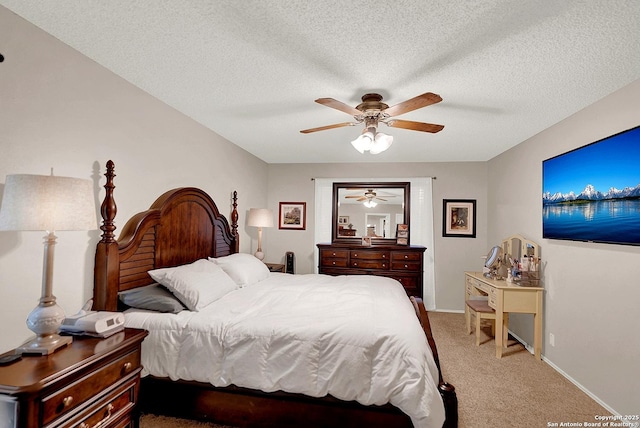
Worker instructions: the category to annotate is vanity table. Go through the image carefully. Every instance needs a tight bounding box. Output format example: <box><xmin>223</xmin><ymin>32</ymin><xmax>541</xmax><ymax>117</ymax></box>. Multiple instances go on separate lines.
<box><xmin>465</xmin><ymin>234</ymin><xmax>544</xmax><ymax>360</ymax></box>
<box><xmin>465</xmin><ymin>272</ymin><xmax>544</xmax><ymax>360</ymax></box>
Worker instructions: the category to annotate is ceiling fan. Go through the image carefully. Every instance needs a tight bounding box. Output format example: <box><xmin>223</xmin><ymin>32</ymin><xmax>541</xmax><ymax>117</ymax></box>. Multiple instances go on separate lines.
<box><xmin>300</xmin><ymin>92</ymin><xmax>444</xmax><ymax>152</ymax></box>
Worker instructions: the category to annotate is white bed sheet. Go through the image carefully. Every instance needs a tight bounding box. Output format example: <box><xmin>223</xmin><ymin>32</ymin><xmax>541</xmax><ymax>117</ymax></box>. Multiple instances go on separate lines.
<box><xmin>124</xmin><ymin>273</ymin><xmax>445</xmax><ymax>428</ymax></box>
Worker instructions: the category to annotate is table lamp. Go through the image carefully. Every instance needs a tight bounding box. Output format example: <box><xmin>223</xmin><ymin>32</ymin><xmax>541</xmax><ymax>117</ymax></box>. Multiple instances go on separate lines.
<box><xmin>247</xmin><ymin>208</ymin><xmax>274</xmax><ymax>260</ymax></box>
<box><xmin>0</xmin><ymin>173</ymin><xmax>97</xmax><ymax>355</ymax></box>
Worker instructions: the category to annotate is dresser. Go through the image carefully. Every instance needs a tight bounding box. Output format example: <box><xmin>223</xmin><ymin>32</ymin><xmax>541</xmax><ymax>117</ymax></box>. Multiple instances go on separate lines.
<box><xmin>317</xmin><ymin>243</ymin><xmax>426</xmax><ymax>298</ymax></box>
<box><xmin>0</xmin><ymin>328</ymin><xmax>147</xmax><ymax>428</ymax></box>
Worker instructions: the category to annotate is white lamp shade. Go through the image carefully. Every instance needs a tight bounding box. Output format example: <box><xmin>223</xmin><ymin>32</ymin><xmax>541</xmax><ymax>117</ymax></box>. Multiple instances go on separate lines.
<box><xmin>247</xmin><ymin>208</ymin><xmax>274</xmax><ymax>228</ymax></box>
<box><xmin>370</xmin><ymin>132</ymin><xmax>394</xmax><ymax>154</ymax></box>
<box><xmin>0</xmin><ymin>174</ymin><xmax>97</xmax><ymax>231</ymax></box>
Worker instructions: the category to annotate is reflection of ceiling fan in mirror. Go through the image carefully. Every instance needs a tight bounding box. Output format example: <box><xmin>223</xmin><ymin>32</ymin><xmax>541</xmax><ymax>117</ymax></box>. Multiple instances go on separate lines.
<box><xmin>345</xmin><ymin>189</ymin><xmax>396</xmax><ymax>202</ymax></box>
<box><xmin>345</xmin><ymin>189</ymin><xmax>397</xmax><ymax>207</ymax></box>
<box><xmin>300</xmin><ymin>92</ymin><xmax>444</xmax><ymax>154</ymax></box>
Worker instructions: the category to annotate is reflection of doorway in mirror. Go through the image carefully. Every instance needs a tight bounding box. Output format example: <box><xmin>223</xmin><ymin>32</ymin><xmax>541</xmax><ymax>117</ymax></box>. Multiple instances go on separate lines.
<box><xmin>365</xmin><ymin>213</ymin><xmax>390</xmax><ymax>238</ymax></box>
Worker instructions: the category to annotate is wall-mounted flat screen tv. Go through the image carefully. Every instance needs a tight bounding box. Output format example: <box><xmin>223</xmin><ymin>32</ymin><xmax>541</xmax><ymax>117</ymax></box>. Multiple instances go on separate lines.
<box><xmin>542</xmin><ymin>125</ymin><xmax>640</xmax><ymax>246</ymax></box>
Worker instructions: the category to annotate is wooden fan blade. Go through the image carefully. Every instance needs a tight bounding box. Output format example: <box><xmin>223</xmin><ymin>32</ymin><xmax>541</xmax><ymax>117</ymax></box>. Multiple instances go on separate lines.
<box><xmin>375</xmin><ymin>197</ymin><xmax>388</xmax><ymax>201</ymax></box>
<box><xmin>345</xmin><ymin>195</ymin><xmax>362</xmax><ymax>198</ymax></box>
<box><xmin>315</xmin><ymin>98</ymin><xmax>362</xmax><ymax>116</ymax></box>
<box><xmin>357</xmin><ymin>197</ymin><xmax>366</xmax><ymax>201</ymax></box>
<box><xmin>300</xmin><ymin>122</ymin><xmax>356</xmax><ymax>134</ymax></box>
<box><xmin>383</xmin><ymin>92</ymin><xmax>442</xmax><ymax>117</ymax></box>
<box><xmin>386</xmin><ymin>119</ymin><xmax>444</xmax><ymax>133</ymax></box>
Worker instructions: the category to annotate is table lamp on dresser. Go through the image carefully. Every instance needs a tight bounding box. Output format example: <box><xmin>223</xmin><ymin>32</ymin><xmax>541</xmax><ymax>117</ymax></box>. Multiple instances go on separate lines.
<box><xmin>0</xmin><ymin>172</ymin><xmax>97</xmax><ymax>355</ymax></box>
<box><xmin>247</xmin><ymin>208</ymin><xmax>274</xmax><ymax>261</ymax></box>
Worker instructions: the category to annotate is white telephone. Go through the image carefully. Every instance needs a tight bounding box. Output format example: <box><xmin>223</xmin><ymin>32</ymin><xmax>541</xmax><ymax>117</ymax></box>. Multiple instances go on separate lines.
<box><xmin>61</xmin><ymin>301</ymin><xmax>124</xmax><ymax>337</ymax></box>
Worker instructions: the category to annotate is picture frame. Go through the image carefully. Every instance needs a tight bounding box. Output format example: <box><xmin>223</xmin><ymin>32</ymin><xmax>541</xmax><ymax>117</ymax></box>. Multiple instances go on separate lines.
<box><xmin>396</xmin><ymin>224</ymin><xmax>409</xmax><ymax>245</ymax></box>
<box><xmin>279</xmin><ymin>202</ymin><xmax>306</xmax><ymax>230</ymax></box>
<box><xmin>338</xmin><ymin>216</ymin><xmax>349</xmax><ymax>225</ymax></box>
<box><xmin>443</xmin><ymin>199</ymin><xmax>476</xmax><ymax>238</ymax></box>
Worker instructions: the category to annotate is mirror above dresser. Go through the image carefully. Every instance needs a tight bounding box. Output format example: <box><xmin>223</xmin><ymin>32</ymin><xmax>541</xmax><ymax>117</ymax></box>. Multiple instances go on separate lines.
<box><xmin>332</xmin><ymin>182</ymin><xmax>410</xmax><ymax>245</ymax></box>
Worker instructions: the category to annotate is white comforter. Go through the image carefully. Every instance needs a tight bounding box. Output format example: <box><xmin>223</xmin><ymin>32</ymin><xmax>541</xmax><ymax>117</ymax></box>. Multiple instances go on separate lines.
<box><xmin>124</xmin><ymin>273</ymin><xmax>446</xmax><ymax>427</ymax></box>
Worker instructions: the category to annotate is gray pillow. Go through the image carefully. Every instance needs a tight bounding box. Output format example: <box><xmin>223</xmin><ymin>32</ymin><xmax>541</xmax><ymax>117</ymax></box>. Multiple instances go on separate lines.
<box><xmin>119</xmin><ymin>284</ymin><xmax>186</xmax><ymax>313</ymax></box>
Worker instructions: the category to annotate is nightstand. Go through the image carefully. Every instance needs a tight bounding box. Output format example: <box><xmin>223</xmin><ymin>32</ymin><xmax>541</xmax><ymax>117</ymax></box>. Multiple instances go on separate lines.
<box><xmin>265</xmin><ymin>263</ymin><xmax>285</xmax><ymax>273</ymax></box>
<box><xmin>0</xmin><ymin>328</ymin><xmax>147</xmax><ymax>428</ymax></box>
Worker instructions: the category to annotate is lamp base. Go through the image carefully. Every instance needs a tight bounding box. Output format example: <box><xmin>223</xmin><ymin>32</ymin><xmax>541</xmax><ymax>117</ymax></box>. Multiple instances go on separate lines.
<box><xmin>254</xmin><ymin>250</ymin><xmax>265</xmax><ymax>261</ymax></box>
<box><xmin>17</xmin><ymin>333</ymin><xmax>72</xmax><ymax>355</ymax></box>
<box><xmin>18</xmin><ymin>297</ymin><xmax>72</xmax><ymax>355</ymax></box>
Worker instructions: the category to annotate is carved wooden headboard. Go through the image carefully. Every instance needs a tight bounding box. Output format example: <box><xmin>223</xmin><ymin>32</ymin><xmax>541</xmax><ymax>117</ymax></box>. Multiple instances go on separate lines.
<box><xmin>93</xmin><ymin>160</ymin><xmax>239</xmax><ymax>311</ymax></box>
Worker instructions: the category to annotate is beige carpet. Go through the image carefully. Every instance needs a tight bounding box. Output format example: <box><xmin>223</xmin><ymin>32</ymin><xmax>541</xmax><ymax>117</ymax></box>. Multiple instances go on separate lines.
<box><xmin>140</xmin><ymin>311</ymin><xmax>608</xmax><ymax>427</ymax></box>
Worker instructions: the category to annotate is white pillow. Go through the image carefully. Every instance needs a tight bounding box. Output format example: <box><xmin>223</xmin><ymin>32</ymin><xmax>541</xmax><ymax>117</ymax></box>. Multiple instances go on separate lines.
<box><xmin>209</xmin><ymin>253</ymin><xmax>270</xmax><ymax>287</ymax></box>
<box><xmin>148</xmin><ymin>259</ymin><xmax>238</xmax><ymax>311</ymax></box>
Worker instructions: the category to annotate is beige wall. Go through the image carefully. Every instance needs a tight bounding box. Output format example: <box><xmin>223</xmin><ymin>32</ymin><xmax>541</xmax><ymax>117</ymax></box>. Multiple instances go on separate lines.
<box><xmin>0</xmin><ymin>7</ymin><xmax>268</xmax><ymax>351</ymax></box>
<box><xmin>487</xmin><ymin>79</ymin><xmax>640</xmax><ymax>414</ymax></box>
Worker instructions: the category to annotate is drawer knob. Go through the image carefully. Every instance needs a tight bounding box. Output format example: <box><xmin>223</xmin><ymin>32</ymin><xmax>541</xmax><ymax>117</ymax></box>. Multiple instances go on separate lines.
<box><xmin>405</xmin><ymin>264</ymin><xmax>408</xmax><ymax>268</ymax></box>
<box><xmin>353</xmin><ymin>262</ymin><xmax>358</xmax><ymax>266</ymax></box>
<box><xmin>404</xmin><ymin>255</ymin><xmax>408</xmax><ymax>259</ymax></box>
<box><xmin>62</xmin><ymin>395</ymin><xmax>74</xmax><ymax>408</ymax></box>
<box><xmin>122</xmin><ymin>362</ymin><xmax>133</xmax><ymax>374</ymax></box>
<box><xmin>332</xmin><ymin>261</ymin><xmax>336</xmax><ymax>265</ymax></box>
<box><xmin>382</xmin><ymin>254</ymin><xmax>386</xmax><ymax>258</ymax></box>
<box><xmin>354</xmin><ymin>253</ymin><xmax>358</xmax><ymax>257</ymax></box>
<box><xmin>332</xmin><ymin>252</ymin><xmax>336</xmax><ymax>256</ymax></box>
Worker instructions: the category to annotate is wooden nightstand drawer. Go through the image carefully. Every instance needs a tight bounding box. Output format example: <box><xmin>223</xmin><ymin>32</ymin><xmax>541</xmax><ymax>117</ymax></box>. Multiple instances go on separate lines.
<box><xmin>60</xmin><ymin>376</ymin><xmax>138</xmax><ymax>428</ymax></box>
<box><xmin>41</xmin><ymin>348</ymin><xmax>141</xmax><ymax>425</ymax></box>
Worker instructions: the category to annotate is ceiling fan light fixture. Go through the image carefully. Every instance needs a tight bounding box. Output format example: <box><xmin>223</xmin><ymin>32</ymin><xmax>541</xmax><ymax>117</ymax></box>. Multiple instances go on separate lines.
<box><xmin>350</xmin><ymin>131</ymin><xmax>374</xmax><ymax>154</ymax></box>
<box><xmin>351</xmin><ymin>129</ymin><xmax>392</xmax><ymax>155</ymax></box>
<box><xmin>363</xmin><ymin>200</ymin><xmax>377</xmax><ymax>208</ymax></box>
<box><xmin>370</xmin><ymin>132</ymin><xmax>393</xmax><ymax>154</ymax></box>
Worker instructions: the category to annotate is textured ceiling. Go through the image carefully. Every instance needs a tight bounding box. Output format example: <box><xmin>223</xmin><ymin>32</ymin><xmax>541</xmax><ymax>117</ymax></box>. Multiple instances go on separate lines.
<box><xmin>2</xmin><ymin>1</ymin><xmax>639</xmax><ymax>163</ymax></box>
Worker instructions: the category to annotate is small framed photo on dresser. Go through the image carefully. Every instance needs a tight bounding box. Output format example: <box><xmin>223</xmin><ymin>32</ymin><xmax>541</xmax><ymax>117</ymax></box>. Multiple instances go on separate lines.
<box><xmin>396</xmin><ymin>224</ymin><xmax>409</xmax><ymax>245</ymax></box>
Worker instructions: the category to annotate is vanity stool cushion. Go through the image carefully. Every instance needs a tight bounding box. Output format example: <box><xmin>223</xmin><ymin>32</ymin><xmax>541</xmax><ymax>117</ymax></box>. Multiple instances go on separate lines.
<box><xmin>466</xmin><ymin>299</ymin><xmax>496</xmax><ymax>346</ymax></box>
<box><xmin>465</xmin><ymin>299</ymin><xmax>494</xmax><ymax>313</ymax></box>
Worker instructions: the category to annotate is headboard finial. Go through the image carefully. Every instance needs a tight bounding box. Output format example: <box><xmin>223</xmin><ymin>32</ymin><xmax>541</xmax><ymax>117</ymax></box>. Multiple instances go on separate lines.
<box><xmin>231</xmin><ymin>190</ymin><xmax>239</xmax><ymax>251</ymax></box>
<box><xmin>100</xmin><ymin>160</ymin><xmax>117</xmax><ymax>243</ymax></box>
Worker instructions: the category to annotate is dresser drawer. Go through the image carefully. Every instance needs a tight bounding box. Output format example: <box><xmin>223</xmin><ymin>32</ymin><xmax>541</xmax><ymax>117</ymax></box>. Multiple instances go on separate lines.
<box><xmin>350</xmin><ymin>260</ymin><xmax>389</xmax><ymax>269</ymax></box>
<box><xmin>320</xmin><ymin>249</ymin><xmax>348</xmax><ymax>259</ymax></box>
<box><xmin>42</xmin><ymin>348</ymin><xmax>141</xmax><ymax>425</ymax></box>
<box><xmin>350</xmin><ymin>250</ymin><xmax>389</xmax><ymax>260</ymax></box>
<box><xmin>321</xmin><ymin>258</ymin><xmax>348</xmax><ymax>268</ymax></box>
<box><xmin>390</xmin><ymin>261</ymin><xmax>421</xmax><ymax>271</ymax></box>
<box><xmin>391</xmin><ymin>252</ymin><xmax>422</xmax><ymax>262</ymax></box>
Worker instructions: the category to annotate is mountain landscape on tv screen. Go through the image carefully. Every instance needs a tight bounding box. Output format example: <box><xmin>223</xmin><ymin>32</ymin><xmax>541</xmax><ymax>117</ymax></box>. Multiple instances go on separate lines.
<box><xmin>543</xmin><ymin>183</ymin><xmax>640</xmax><ymax>204</ymax></box>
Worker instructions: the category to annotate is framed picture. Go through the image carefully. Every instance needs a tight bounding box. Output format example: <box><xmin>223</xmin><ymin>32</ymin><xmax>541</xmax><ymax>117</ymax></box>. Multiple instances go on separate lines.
<box><xmin>338</xmin><ymin>216</ymin><xmax>349</xmax><ymax>225</ymax></box>
<box><xmin>443</xmin><ymin>199</ymin><xmax>476</xmax><ymax>238</ymax></box>
<box><xmin>396</xmin><ymin>224</ymin><xmax>409</xmax><ymax>245</ymax></box>
<box><xmin>279</xmin><ymin>202</ymin><xmax>306</xmax><ymax>230</ymax></box>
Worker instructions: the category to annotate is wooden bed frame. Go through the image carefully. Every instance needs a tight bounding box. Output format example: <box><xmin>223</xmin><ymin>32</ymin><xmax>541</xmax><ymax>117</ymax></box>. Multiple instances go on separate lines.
<box><xmin>93</xmin><ymin>160</ymin><xmax>458</xmax><ymax>427</ymax></box>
